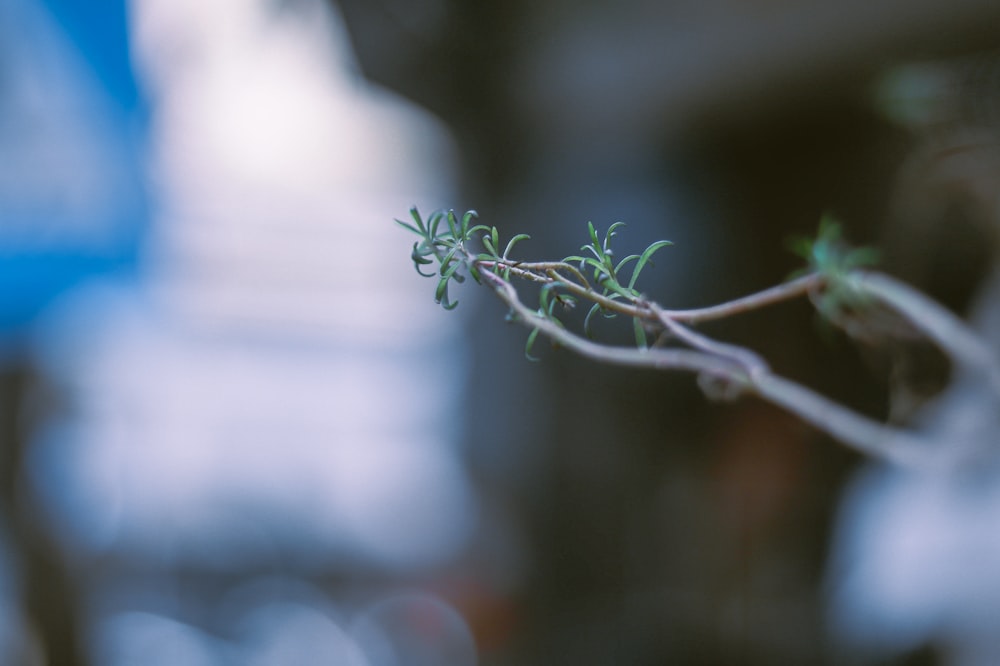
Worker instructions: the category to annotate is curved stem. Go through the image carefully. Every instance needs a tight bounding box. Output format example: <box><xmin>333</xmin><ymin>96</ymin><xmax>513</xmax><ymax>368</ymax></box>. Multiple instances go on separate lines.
<box><xmin>657</xmin><ymin>273</ymin><xmax>826</xmax><ymax>323</ymax></box>
<box><xmin>481</xmin><ymin>268</ymin><xmax>936</xmax><ymax>468</ymax></box>
<box><xmin>850</xmin><ymin>271</ymin><xmax>1000</xmax><ymax>396</ymax></box>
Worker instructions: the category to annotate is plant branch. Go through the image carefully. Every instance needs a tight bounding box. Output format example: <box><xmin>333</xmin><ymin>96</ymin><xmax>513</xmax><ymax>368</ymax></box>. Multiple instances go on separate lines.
<box><xmin>657</xmin><ymin>273</ymin><xmax>826</xmax><ymax>323</ymax></box>
<box><xmin>399</xmin><ymin>207</ymin><xmax>994</xmax><ymax>469</ymax></box>
<box><xmin>848</xmin><ymin>271</ymin><xmax>1000</xmax><ymax>396</ymax></box>
<box><xmin>481</xmin><ymin>268</ymin><xmax>935</xmax><ymax>468</ymax></box>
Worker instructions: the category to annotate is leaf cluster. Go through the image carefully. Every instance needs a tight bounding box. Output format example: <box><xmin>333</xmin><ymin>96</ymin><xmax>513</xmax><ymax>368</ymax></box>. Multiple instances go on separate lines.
<box><xmin>395</xmin><ymin>207</ymin><xmax>488</xmax><ymax>310</ymax></box>
<box><xmin>396</xmin><ymin>208</ymin><xmax>675</xmax><ymax>360</ymax></box>
<box><xmin>563</xmin><ymin>222</ymin><xmax>672</xmax><ymax>349</ymax></box>
<box><xmin>788</xmin><ymin>214</ymin><xmax>880</xmax><ymax>321</ymax></box>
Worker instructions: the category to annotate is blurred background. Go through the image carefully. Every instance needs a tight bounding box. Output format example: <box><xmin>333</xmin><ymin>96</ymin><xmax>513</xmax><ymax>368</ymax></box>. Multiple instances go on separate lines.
<box><xmin>2</xmin><ymin>0</ymin><xmax>1000</xmax><ymax>664</ymax></box>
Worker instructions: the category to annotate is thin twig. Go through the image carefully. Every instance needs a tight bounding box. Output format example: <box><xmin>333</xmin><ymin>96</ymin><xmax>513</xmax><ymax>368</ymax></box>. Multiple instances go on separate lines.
<box><xmin>850</xmin><ymin>271</ymin><xmax>1000</xmax><ymax>396</ymax></box>
<box><xmin>648</xmin><ymin>302</ymin><xmax>770</xmax><ymax>376</ymax></box>
<box><xmin>480</xmin><ymin>268</ymin><xmax>936</xmax><ymax>468</ymax></box>
<box><xmin>418</xmin><ymin>225</ymin><xmax>989</xmax><ymax>468</ymax></box>
<box><xmin>657</xmin><ymin>273</ymin><xmax>826</xmax><ymax>323</ymax></box>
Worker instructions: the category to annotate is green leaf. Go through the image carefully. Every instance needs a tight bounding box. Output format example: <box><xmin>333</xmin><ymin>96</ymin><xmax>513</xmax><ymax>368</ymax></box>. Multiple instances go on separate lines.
<box><xmin>843</xmin><ymin>247</ymin><xmax>880</xmax><ymax>270</ymax></box>
<box><xmin>503</xmin><ymin>234</ymin><xmax>531</xmax><ymax>259</ymax></box>
<box><xmin>439</xmin><ymin>247</ymin><xmax>459</xmax><ymax>276</ymax></box>
<box><xmin>427</xmin><ymin>210</ymin><xmax>445</xmax><ymax>238</ymax></box>
<box><xmin>579</xmin><ymin>256</ymin><xmax>609</xmax><ymax>281</ymax></box>
<box><xmin>604</xmin><ymin>221</ymin><xmax>627</xmax><ymax>252</ymax></box>
<box><xmin>409</xmin><ymin>207</ymin><xmax>428</xmax><ymax>235</ymax></box>
<box><xmin>579</xmin><ymin>256</ymin><xmax>605</xmax><ymax>273</ymax></box>
<box><xmin>461</xmin><ymin>210</ymin><xmax>478</xmax><ymax>237</ymax></box>
<box><xmin>601</xmin><ymin>277</ymin><xmax>637</xmax><ymax>300</ymax></box>
<box><xmin>435</xmin><ymin>276</ymin><xmax>450</xmax><ymax>303</ymax></box>
<box><xmin>539</xmin><ymin>283</ymin><xmax>560</xmax><ymax>316</ymax></box>
<box><xmin>581</xmin><ymin>242</ymin><xmax>604</xmax><ymax>261</ymax></box>
<box><xmin>614</xmin><ymin>254</ymin><xmax>640</xmax><ymax>276</ymax></box>
<box><xmin>395</xmin><ymin>218</ymin><xmax>424</xmax><ymax>236</ymax></box>
<box><xmin>633</xmin><ymin>317</ymin><xmax>648</xmax><ymax>349</ymax></box>
<box><xmin>482</xmin><ymin>234</ymin><xmax>497</xmax><ymax>257</ymax></box>
<box><xmin>411</xmin><ymin>241</ymin><xmax>434</xmax><ymax>262</ymax></box>
<box><xmin>583</xmin><ymin>302</ymin><xmax>603</xmax><ymax>338</ymax></box>
<box><xmin>525</xmin><ymin>328</ymin><xmax>542</xmax><ymax>361</ymax></box>
<box><xmin>587</xmin><ymin>221</ymin><xmax>601</xmax><ymax>249</ymax></box>
<box><xmin>412</xmin><ymin>242</ymin><xmax>436</xmax><ymax>277</ymax></box>
<box><xmin>602</xmin><ymin>252</ymin><xmax>617</xmax><ymax>279</ymax></box>
<box><xmin>786</xmin><ymin>236</ymin><xmax>814</xmax><ymax>261</ymax></box>
<box><xmin>441</xmin><ymin>257</ymin><xmax>463</xmax><ymax>281</ymax></box>
<box><xmin>491</xmin><ymin>226</ymin><xmax>500</xmax><ymax>254</ymax></box>
<box><xmin>446</xmin><ymin>210</ymin><xmax>460</xmax><ymax>238</ymax></box>
<box><xmin>628</xmin><ymin>240</ymin><xmax>673</xmax><ymax>289</ymax></box>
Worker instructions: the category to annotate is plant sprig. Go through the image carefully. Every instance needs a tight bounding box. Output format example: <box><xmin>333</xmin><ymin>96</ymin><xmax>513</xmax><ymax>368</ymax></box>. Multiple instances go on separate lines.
<box><xmin>396</xmin><ymin>206</ymin><xmax>1000</xmax><ymax>468</ymax></box>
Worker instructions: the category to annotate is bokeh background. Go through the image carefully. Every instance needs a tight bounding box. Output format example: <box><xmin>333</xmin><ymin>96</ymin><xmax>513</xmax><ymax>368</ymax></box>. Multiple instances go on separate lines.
<box><xmin>2</xmin><ymin>0</ymin><xmax>1000</xmax><ymax>664</ymax></box>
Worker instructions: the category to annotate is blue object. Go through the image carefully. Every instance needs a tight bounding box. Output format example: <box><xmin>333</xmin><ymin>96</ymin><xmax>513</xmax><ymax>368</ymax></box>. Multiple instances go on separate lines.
<box><xmin>0</xmin><ymin>0</ymin><xmax>147</xmax><ymax>347</ymax></box>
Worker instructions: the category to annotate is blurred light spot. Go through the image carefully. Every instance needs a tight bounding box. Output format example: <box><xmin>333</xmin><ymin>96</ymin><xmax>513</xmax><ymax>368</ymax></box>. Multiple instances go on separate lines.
<box><xmin>95</xmin><ymin>612</ymin><xmax>223</xmax><ymax>666</ymax></box>
<box><xmin>827</xmin><ymin>463</ymin><xmax>1000</xmax><ymax>656</ymax></box>
<box><xmin>351</xmin><ymin>593</ymin><xmax>477</xmax><ymax>666</ymax></box>
<box><xmin>28</xmin><ymin>0</ymin><xmax>473</xmax><ymax>577</ymax></box>
<box><xmin>234</xmin><ymin>602</ymin><xmax>368</xmax><ymax>666</ymax></box>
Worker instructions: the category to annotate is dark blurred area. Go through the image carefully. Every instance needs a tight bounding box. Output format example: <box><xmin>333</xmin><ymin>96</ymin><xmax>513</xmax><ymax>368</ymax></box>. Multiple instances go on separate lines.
<box><xmin>336</xmin><ymin>1</ymin><xmax>1000</xmax><ymax>664</ymax></box>
<box><xmin>2</xmin><ymin>0</ymin><xmax>1000</xmax><ymax>664</ymax></box>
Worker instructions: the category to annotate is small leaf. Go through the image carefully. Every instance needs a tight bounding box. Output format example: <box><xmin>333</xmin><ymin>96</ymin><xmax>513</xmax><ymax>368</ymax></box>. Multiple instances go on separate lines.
<box><xmin>581</xmin><ymin>244</ymin><xmax>604</xmax><ymax>262</ymax></box>
<box><xmin>395</xmin><ymin>218</ymin><xmax>424</xmax><ymax>236</ymax></box>
<box><xmin>587</xmin><ymin>221</ymin><xmax>601</xmax><ymax>249</ymax></box>
<box><xmin>633</xmin><ymin>317</ymin><xmax>648</xmax><ymax>349</ymax></box>
<box><xmin>843</xmin><ymin>247</ymin><xmax>880</xmax><ymax>269</ymax></box>
<box><xmin>580</xmin><ymin>256</ymin><xmax>607</xmax><ymax>276</ymax></box>
<box><xmin>786</xmin><ymin>236</ymin><xmax>814</xmax><ymax>260</ymax></box>
<box><xmin>491</xmin><ymin>227</ymin><xmax>500</xmax><ymax>254</ymax></box>
<box><xmin>469</xmin><ymin>262</ymin><xmax>482</xmax><ymax>284</ymax></box>
<box><xmin>461</xmin><ymin>210</ymin><xmax>478</xmax><ymax>237</ymax></box>
<box><xmin>441</xmin><ymin>258</ymin><xmax>463</xmax><ymax>281</ymax></box>
<box><xmin>411</xmin><ymin>241</ymin><xmax>434</xmax><ymax>263</ymax></box>
<box><xmin>601</xmin><ymin>278</ymin><xmax>637</xmax><ymax>300</ymax></box>
<box><xmin>435</xmin><ymin>271</ymin><xmax>460</xmax><ymax>310</ymax></box>
<box><xmin>628</xmin><ymin>240</ymin><xmax>673</xmax><ymax>290</ymax></box>
<box><xmin>602</xmin><ymin>253</ymin><xmax>617</xmax><ymax>279</ymax></box>
<box><xmin>604</xmin><ymin>221</ymin><xmax>627</xmax><ymax>252</ymax></box>
<box><xmin>439</xmin><ymin>247</ymin><xmax>459</xmax><ymax>276</ymax></box>
<box><xmin>409</xmin><ymin>207</ymin><xmax>428</xmax><ymax>234</ymax></box>
<box><xmin>525</xmin><ymin>328</ymin><xmax>542</xmax><ymax>361</ymax></box>
<box><xmin>435</xmin><ymin>276</ymin><xmax>450</xmax><ymax>303</ymax></box>
<box><xmin>412</xmin><ymin>242</ymin><xmax>436</xmax><ymax>277</ymax></box>
<box><xmin>539</xmin><ymin>283</ymin><xmax>559</xmax><ymax>316</ymax></box>
<box><xmin>614</xmin><ymin>254</ymin><xmax>640</xmax><ymax>276</ymax></box>
<box><xmin>447</xmin><ymin>210</ymin><xmax>460</xmax><ymax>238</ymax></box>
<box><xmin>503</xmin><ymin>234</ymin><xmax>531</xmax><ymax>259</ymax></box>
<box><xmin>482</xmin><ymin>234</ymin><xmax>497</xmax><ymax>256</ymax></box>
<box><xmin>427</xmin><ymin>210</ymin><xmax>445</xmax><ymax>238</ymax></box>
<box><xmin>583</xmin><ymin>302</ymin><xmax>603</xmax><ymax>338</ymax></box>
